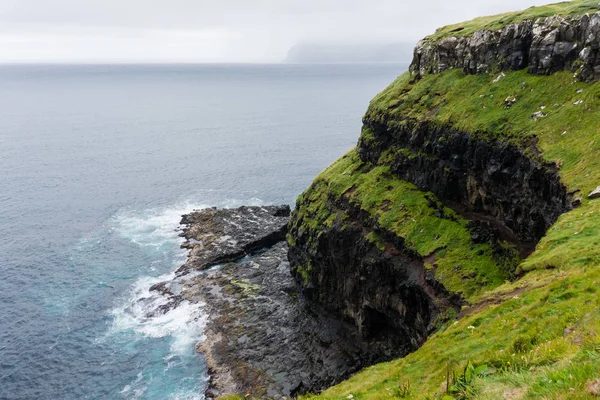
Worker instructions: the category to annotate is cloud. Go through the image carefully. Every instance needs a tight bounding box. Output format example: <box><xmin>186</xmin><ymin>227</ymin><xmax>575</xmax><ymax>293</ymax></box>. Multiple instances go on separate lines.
<box><xmin>0</xmin><ymin>0</ymin><xmax>554</xmax><ymax>63</ymax></box>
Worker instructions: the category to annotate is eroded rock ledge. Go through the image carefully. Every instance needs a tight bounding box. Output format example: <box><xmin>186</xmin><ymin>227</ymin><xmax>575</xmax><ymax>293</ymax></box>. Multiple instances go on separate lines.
<box><xmin>169</xmin><ymin>206</ymin><xmax>405</xmax><ymax>399</ymax></box>
<box><xmin>286</xmin><ymin>110</ymin><xmax>573</xmax><ymax>379</ymax></box>
<box><xmin>176</xmin><ymin>205</ymin><xmax>290</xmax><ymax>275</ymax></box>
<box><xmin>411</xmin><ymin>12</ymin><xmax>600</xmax><ymax>81</ymax></box>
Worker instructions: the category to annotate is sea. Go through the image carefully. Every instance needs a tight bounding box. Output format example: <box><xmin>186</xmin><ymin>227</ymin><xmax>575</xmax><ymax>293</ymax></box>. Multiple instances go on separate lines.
<box><xmin>0</xmin><ymin>63</ymin><xmax>405</xmax><ymax>399</ymax></box>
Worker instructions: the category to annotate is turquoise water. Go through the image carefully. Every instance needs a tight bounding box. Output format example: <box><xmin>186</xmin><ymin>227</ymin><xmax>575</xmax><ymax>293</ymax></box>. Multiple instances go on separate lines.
<box><xmin>0</xmin><ymin>63</ymin><xmax>405</xmax><ymax>399</ymax></box>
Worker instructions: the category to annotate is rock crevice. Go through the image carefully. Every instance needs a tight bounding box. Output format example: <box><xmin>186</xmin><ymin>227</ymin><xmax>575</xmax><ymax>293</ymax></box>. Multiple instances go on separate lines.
<box><xmin>176</xmin><ymin>205</ymin><xmax>290</xmax><ymax>275</ymax></box>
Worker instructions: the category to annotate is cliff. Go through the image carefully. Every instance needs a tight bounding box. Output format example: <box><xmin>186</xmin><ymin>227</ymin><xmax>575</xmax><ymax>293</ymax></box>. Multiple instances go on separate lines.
<box><xmin>287</xmin><ymin>1</ymin><xmax>600</xmax><ymax>398</ymax></box>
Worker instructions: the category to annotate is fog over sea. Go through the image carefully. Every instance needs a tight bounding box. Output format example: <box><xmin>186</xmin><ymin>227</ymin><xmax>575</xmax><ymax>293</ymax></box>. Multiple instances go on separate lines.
<box><xmin>0</xmin><ymin>63</ymin><xmax>405</xmax><ymax>399</ymax></box>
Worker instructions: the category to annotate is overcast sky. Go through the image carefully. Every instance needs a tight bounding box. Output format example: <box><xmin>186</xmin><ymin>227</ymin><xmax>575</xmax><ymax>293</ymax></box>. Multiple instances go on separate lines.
<box><xmin>0</xmin><ymin>0</ymin><xmax>553</xmax><ymax>63</ymax></box>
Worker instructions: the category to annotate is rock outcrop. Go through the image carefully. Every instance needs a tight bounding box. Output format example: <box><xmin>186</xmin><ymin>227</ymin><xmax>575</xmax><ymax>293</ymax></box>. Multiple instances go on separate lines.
<box><xmin>176</xmin><ymin>205</ymin><xmax>290</xmax><ymax>275</ymax></box>
<box><xmin>283</xmin><ymin>3</ymin><xmax>600</xmax><ymax>398</ymax></box>
<box><xmin>186</xmin><ymin>241</ymin><xmax>394</xmax><ymax>399</ymax></box>
<box><xmin>410</xmin><ymin>12</ymin><xmax>600</xmax><ymax>81</ymax></box>
<box><xmin>359</xmin><ymin>120</ymin><xmax>572</xmax><ymax>246</ymax></box>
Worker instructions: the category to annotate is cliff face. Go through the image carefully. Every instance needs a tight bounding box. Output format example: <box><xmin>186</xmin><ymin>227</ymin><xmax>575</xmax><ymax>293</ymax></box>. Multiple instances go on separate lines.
<box><xmin>287</xmin><ymin>3</ymin><xmax>600</xmax><ymax>396</ymax></box>
<box><xmin>288</xmin><ymin>129</ymin><xmax>571</xmax><ymax>359</ymax></box>
<box><xmin>288</xmin><ymin>189</ymin><xmax>462</xmax><ymax>354</ymax></box>
<box><xmin>411</xmin><ymin>10</ymin><xmax>600</xmax><ymax>81</ymax></box>
<box><xmin>359</xmin><ymin>120</ymin><xmax>571</xmax><ymax>246</ymax></box>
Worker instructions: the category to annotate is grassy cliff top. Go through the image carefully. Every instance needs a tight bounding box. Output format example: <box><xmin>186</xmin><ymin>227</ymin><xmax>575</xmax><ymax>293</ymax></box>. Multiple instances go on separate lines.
<box><xmin>305</xmin><ymin>263</ymin><xmax>600</xmax><ymax>399</ymax></box>
<box><xmin>262</xmin><ymin>1</ymin><xmax>600</xmax><ymax>399</ymax></box>
<box><xmin>427</xmin><ymin>0</ymin><xmax>598</xmax><ymax>41</ymax></box>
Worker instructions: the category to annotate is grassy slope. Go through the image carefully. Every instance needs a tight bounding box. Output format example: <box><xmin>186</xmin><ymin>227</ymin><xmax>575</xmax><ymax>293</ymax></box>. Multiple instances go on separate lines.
<box><xmin>297</xmin><ymin>2</ymin><xmax>600</xmax><ymax>399</ymax></box>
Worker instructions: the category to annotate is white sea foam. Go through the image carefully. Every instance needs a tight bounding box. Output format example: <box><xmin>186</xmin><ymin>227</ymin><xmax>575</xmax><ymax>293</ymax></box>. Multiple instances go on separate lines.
<box><xmin>120</xmin><ymin>372</ymin><xmax>145</xmax><ymax>397</ymax></box>
<box><xmin>111</xmin><ymin>197</ymin><xmax>264</xmax><ymax>249</ymax></box>
<box><xmin>168</xmin><ymin>390</ymin><xmax>205</xmax><ymax>400</ymax></box>
<box><xmin>108</xmin><ymin>272</ymin><xmax>206</xmax><ymax>355</ymax></box>
<box><xmin>112</xmin><ymin>200</ymin><xmax>209</xmax><ymax>249</ymax></box>
<box><xmin>107</xmin><ymin>200</ymin><xmax>212</xmax><ymax>352</ymax></box>
<box><xmin>107</xmin><ymin>198</ymin><xmax>264</xmax><ymax>399</ymax></box>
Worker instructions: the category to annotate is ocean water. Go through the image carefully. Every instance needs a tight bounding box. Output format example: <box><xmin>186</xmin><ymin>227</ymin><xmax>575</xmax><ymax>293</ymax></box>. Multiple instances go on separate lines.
<box><xmin>0</xmin><ymin>63</ymin><xmax>405</xmax><ymax>399</ymax></box>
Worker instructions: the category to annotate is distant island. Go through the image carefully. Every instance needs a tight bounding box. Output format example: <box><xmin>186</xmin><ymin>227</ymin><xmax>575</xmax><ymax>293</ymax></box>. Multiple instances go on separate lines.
<box><xmin>283</xmin><ymin>42</ymin><xmax>414</xmax><ymax>64</ymax></box>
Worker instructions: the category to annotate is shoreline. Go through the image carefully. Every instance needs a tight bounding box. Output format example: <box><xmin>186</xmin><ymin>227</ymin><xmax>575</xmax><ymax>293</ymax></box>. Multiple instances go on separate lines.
<box><xmin>169</xmin><ymin>205</ymin><xmax>412</xmax><ymax>398</ymax></box>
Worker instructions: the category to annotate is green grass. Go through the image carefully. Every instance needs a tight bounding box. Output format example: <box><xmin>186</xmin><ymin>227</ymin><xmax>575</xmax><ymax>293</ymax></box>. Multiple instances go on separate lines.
<box><xmin>361</xmin><ymin>59</ymin><xmax>600</xmax><ymax>280</ymax></box>
<box><xmin>427</xmin><ymin>0</ymin><xmax>599</xmax><ymax>42</ymax></box>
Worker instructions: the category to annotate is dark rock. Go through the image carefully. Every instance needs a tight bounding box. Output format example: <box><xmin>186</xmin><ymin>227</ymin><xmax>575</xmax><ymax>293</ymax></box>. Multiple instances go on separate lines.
<box><xmin>287</xmin><ymin>117</ymin><xmax>571</xmax><ymax>366</ymax></box>
<box><xmin>176</xmin><ymin>205</ymin><xmax>290</xmax><ymax>274</ymax></box>
<box><xmin>183</xmin><ymin>242</ymin><xmax>392</xmax><ymax>399</ymax></box>
<box><xmin>468</xmin><ymin>220</ymin><xmax>496</xmax><ymax>244</ymax></box>
<box><xmin>145</xmin><ymin>295</ymin><xmax>185</xmax><ymax>318</ymax></box>
<box><xmin>288</xmin><ymin>195</ymin><xmax>463</xmax><ymax>361</ymax></box>
<box><xmin>358</xmin><ymin>119</ymin><xmax>571</xmax><ymax>244</ymax></box>
<box><xmin>270</xmin><ymin>205</ymin><xmax>292</xmax><ymax>217</ymax></box>
<box><xmin>410</xmin><ymin>12</ymin><xmax>600</xmax><ymax>81</ymax></box>
<box><xmin>149</xmin><ymin>281</ymin><xmax>174</xmax><ymax>296</ymax></box>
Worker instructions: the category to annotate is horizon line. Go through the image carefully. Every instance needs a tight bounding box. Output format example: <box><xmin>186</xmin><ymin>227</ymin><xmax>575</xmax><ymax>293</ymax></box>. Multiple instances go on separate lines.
<box><xmin>0</xmin><ymin>60</ymin><xmax>410</xmax><ymax>66</ymax></box>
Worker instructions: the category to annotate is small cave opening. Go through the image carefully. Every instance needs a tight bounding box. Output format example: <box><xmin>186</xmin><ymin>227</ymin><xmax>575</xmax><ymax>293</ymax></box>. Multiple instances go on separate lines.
<box><xmin>362</xmin><ymin>306</ymin><xmax>397</xmax><ymax>340</ymax></box>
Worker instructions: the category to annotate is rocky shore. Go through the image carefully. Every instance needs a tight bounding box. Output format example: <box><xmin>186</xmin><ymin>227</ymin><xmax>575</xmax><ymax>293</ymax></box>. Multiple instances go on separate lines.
<box><xmin>146</xmin><ymin>205</ymin><xmax>402</xmax><ymax>399</ymax></box>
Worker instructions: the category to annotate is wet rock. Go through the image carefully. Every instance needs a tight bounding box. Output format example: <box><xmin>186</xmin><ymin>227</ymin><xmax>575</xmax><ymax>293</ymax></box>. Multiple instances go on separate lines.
<box><xmin>410</xmin><ymin>12</ymin><xmax>600</xmax><ymax>81</ymax></box>
<box><xmin>149</xmin><ymin>281</ymin><xmax>174</xmax><ymax>296</ymax></box>
<box><xmin>145</xmin><ymin>294</ymin><xmax>184</xmax><ymax>318</ymax></box>
<box><xmin>176</xmin><ymin>205</ymin><xmax>290</xmax><ymax>274</ymax></box>
<box><xmin>589</xmin><ymin>186</ymin><xmax>600</xmax><ymax>199</ymax></box>
<box><xmin>162</xmin><ymin>205</ymin><xmax>393</xmax><ymax>399</ymax></box>
<box><xmin>182</xmin><ymin>242</ymin><xmax>385</xmax><ymax>399</ymax></box>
